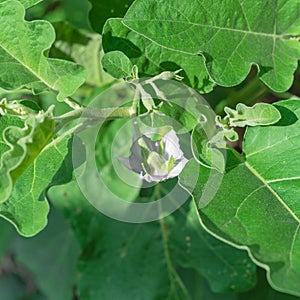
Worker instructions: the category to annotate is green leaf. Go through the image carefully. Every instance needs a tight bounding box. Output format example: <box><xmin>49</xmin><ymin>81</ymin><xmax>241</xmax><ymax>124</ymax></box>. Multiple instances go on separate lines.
<box><xmin>102</xmin><ymin>18</ymin><xmax>214</xmax><ymax>93</ymax></box>
<box><xmin>49</xmin><ymin>182</ymin><xmax>180</xmax><ymax>300</ymax></box>
<box><xmin>89</xmin><ymin>0</ymin><xmax>134</xmax><ymax>33</ymax></box>
<box><xmin>0</xmin><ymin>0</ymin><xmax>41</xmax><ymax>9</ymax></box>
<box><xmin>141</xmin><ymin>102</ymin><xmax>198</xmax><ymax>133</ymax></box>
<box><xmin>179</xmin><ymin>100</ymin><xmax>300</xmax><ymax>296</ymax></box>
<box><xmin>49</xmin><ymin>177</ymin><xmax>256</xmax><ymax>298</ymax></box>
<box><xmin>223</xmin><ymin>103</ymin><xmax>282</xmax><ymax>127</ymax></box>
<box><xmin>13</xmin><ymin>207</ymin><xmax>80</xmax><ymax>300</ymax></box>
<box><xmin>0</xmin><ymin>129</ymin><xmax>72</xmax><ymax>237</ymax></box>
<box><xmin>50</xmin><ymin>22</ymin><xmax>112</xmax><ymax>87</ymax></box>
<box><xmin>102</xmin><ymin>50</ymin><xmax>133</xmax><ymax>79</ymax></box>
<box><xmin>123</xmin><ymin>0</ymin><xmax>300</xmax><ymax>92</ymax></box>
<box><xmin>0</xmin><ymin>103</ymin><xmax>56</xmax><ymax>203</ymax></box>
<box><xmin>170</xmin><ymin>202</ymin><xmax>256</xmax><ymax>293</ymax></box>
<box><xmin>0</xmin><ymin>0</ymin><xmax>86</xmax><ymax>101</ymax></box>
<box><xmin>21</xmin><ymin>0</ymin><xmax>41</xmax><ymax>8</ymax></box>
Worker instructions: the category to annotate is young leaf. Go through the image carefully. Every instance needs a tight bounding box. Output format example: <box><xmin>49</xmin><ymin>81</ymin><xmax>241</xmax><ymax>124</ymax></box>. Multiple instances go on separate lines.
<box><xmin>179</xmin><ymin>100</ymin><xmax>300</xmax><ymax>296</ymax></box>
<box><xmin>0</xmin><ymin>0</ymin><xmax>86</xmax><ymax>100</ymax></box>
<box><xmin>123</xmin><ymin>0</ymin><xmax>300</xmax><ymax>92</ymax></box>
<box><xmin>102</xmin><ymin>18</ymin><xmax>214</xmax><ymax>93</ymax></box>
<box><xmin>192</xmin><ymin>124</ymin><xmax>226</xmax><ymax>173</ymax></box>
<box><xmin>101</xmin><ymin>50</ymin><xmax>133</xmax><ymax>79</ymax></box>
<box><xmin>223</xmin><ymin>103</ymin><xmax>281</xmax><ymax>127</ymax></box>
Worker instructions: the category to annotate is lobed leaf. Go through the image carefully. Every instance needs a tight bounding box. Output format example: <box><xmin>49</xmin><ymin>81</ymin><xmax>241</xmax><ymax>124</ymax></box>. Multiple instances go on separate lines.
<box><xmin>123</xmin><ymin>0</ymin><xmax>300</xmax><ymax>92</ymax></box>
<box><xmin>49</xmin><ymin>180</ymin><xmax>257</xmax><ymax>299</ymax></box>
<box><xmin>223</xmin><ymin>103</ymin><xmax>282</xmax><ymax>127</ymax></box>
<box><xmin>0</xmin><ymin>0</ymin><xmax>86</xmax><ymax>100</ymax></box>
<box><xmin>179</xmin><ymin>100</ymin><xmax>300</xmax><ymax>296</ymax></box>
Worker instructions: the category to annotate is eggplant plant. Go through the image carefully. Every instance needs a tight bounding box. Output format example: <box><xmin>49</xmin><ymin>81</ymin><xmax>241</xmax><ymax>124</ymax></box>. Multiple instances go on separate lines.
<box><xmin>0</xmin><ymin>0</ymin><xmax>299</xmax><ymax>299</ymax></box>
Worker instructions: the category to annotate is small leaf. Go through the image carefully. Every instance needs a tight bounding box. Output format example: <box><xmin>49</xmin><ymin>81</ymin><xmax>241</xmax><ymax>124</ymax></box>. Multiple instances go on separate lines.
<box><xmin>224</xmin><ymin>103</ymin><xmax>281</xmax><ymax>127</ymax></box>
<box><xmin>101</xmin><ymin>50</ymin><xmax>133</xmax><ymax>79</ymax></box>
<box><xmin>192</xmin><ymin>124</ymin><xmax>226</xmax><ymax>173</ymax></box>
<box><xmin>0</xmin><ymin>0</ymin><xmax>86</xmax><ymax>100</ymax></box>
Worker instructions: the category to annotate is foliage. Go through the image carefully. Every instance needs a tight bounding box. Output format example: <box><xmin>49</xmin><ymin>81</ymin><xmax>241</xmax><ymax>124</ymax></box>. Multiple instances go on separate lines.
<box><xmin>0</xmin><ymin>0</ymin><xmax>299</xmax><ymax>299</ymax></box>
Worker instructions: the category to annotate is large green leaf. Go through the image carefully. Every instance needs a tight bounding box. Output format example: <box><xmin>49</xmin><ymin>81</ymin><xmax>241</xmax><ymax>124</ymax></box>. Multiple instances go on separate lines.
<box><xmin>49</xmin><ymin>178</ymin><xmax>256</xmax><ymax>299</ymax></box>
<box><xmin>102</xmin><ymin>18</ymin><xmax>214</xmax><ymax>93</ymax></box>
<box><xmin>123</xmin><ymin>0</ymin><xmax>300</xmax><ymax>92</ymax></box>
<box><xmin>170</xmin><ymin>202</ymin><xmax>256</xmax><ymax>293</ymax></box>
<box><xmin>0</xmin><ymin>0</ymin><xmax>86</xmax><ymax>100</ymax></box>
<box><xmin>179</xmin><ymin>100</ymin><xmax>300</xmax><ymax>296</ymax></box>
<box><xmin>0</xmin><ymin>129</ymin><xmax>72</xmax><ymax>237</ymax></box>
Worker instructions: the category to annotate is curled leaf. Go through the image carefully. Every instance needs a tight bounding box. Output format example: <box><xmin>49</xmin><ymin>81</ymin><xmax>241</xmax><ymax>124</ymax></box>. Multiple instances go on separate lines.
<box><xmin>224</xmin><ymin>103</ymin><xmax>282</xmax><ymax>127</ymax></box>
<box><xmin>0</xmin><ymin>104</ymin><xmax>56</xmax><ymax>203</ymax></box>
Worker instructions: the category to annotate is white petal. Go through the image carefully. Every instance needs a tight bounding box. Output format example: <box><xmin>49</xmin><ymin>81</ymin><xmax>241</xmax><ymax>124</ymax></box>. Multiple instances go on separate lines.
<box><xmin>163</xmin><ymin>130</ymin><xmax>183</xmax><ymax>160</ymax></box>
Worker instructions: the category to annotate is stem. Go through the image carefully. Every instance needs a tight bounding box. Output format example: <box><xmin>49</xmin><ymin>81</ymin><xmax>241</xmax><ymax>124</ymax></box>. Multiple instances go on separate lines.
<box><xmin>82</xmin><ymin>106</ymin><xmax>136</xmax><ymax>119</ymax></box>
<box><xmin>54</xmin><ymin>106</ymin><xmax>137</xmax><ymax>133</ymax></box>
<box><xmin>131</xmin><ymin>86</ymin><xmax>141</xmax><ymax>115</ymax></box>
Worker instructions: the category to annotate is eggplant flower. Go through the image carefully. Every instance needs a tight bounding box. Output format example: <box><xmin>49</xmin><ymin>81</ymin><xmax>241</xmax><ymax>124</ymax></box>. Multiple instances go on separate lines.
<box><xmin>119</xmin><ymin>129</ymin><xmax>188</xmax><ymax>182</ymax></box>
